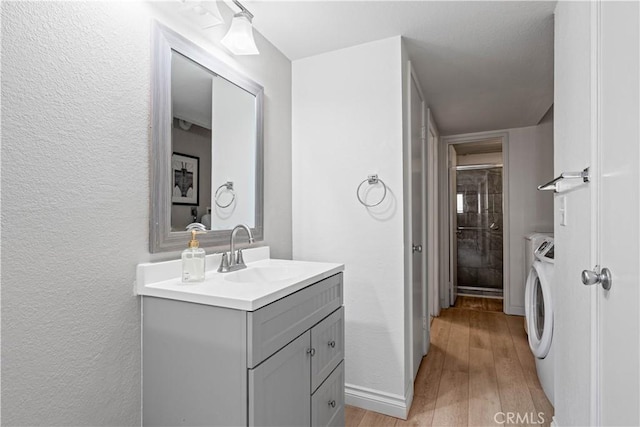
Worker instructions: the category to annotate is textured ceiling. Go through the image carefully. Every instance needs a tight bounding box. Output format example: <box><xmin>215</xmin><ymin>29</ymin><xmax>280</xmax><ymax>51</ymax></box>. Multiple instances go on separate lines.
<box><xmin>245</xmin><ymin>1</ymin><xmax>556</xmax><ymax>135</ymax></box>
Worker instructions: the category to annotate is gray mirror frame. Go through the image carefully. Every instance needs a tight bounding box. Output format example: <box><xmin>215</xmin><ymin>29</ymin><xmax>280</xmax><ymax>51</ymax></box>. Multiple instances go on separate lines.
<box><xmin>150</xmin><ymin>22</ymin><xmax>264</xmax><ymax>253</ymax></box>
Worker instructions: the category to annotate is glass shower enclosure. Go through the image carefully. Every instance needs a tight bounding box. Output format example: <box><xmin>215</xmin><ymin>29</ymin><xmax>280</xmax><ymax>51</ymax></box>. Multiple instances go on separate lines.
<box><xmin>454</xmin><ymin>166</ymin><xmax>503</xmax><ymax>297</ymax></box>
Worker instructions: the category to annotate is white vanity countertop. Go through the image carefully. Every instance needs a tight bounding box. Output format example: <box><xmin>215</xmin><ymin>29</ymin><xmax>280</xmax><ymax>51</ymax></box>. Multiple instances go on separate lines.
<box><xmin>136</xmin><ymin>247</ymin><xmax>344</xmax><ymax>311</ymax></box>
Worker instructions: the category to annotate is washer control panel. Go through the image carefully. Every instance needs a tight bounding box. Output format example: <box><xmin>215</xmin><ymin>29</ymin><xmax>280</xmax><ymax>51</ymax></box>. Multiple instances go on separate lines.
<box><xmin>535</xmin><ymin>239</ymin><xmax>555</xmax><ymax>262</ymax></box>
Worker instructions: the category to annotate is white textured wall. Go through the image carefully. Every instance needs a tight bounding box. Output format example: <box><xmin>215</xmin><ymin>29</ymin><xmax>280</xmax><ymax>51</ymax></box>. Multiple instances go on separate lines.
<box><xmin>552</xmin><ymin>2</ymin><xmax>594</xmax><ymax>424</ymax></box>
<box><xmin>1</xmin><ymin>1</ymin><xmax>292</xmax><ymax>425</ymax></box>
<box><xmin>292</xmin><ymin>37</ymin><xmax>409</xmax><ymax>415</ymax></box>
<box><xmin>507</xmin><ymin>122</ymin><xmax>554</xmax><ymax>314</ymax></box>
<box><xmin>1</xmin><ymin>3</ymin><xmax>149</xmax><ymax>424</ymax></box>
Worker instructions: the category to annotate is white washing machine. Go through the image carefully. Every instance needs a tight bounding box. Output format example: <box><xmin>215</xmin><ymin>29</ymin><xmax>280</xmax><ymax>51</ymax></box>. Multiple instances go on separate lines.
<box><xmin>524</xmin><ymin>233</ymin><xmax>553</xmax><ymax>280</ymax></box>
<box><xmin>525</xmin><ymin>236</ymin><xmax>555</xmax><ymax>406</ymax></box>
<box><xmin>523</xmin><ymin>233</ymin><xmax>552</xmax><ymax>335</ymax></box>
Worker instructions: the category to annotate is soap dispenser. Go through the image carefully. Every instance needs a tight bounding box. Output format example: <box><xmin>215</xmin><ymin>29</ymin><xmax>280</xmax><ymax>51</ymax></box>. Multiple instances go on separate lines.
<box><xmin>182</xmin><ymin>223</ymin><xmax>206</xmax><ymax>283</ymax></box>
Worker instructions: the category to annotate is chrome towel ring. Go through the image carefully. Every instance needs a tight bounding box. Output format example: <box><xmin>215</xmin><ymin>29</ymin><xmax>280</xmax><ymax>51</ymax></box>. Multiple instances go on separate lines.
<box><xmin>215</xmin><ymin>181</ymin><xmax>236</xmax><ymax>208</ymax></box>
<box><xmin>357</xmin><ymin>174</ymin><xmax>387</xmax><ymax>207</ymax></box>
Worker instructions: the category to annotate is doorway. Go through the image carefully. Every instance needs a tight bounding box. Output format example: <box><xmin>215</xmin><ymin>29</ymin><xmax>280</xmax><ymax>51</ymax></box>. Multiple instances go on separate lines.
<box><xmin>439</xmin><ymin>134</ymin><xmax>509</xmax><ymax>311</ymax></box>
<box><xmin>455</xmin><ymin>164</ymin><xmax>503</xmax><ymax>299</ymax></box>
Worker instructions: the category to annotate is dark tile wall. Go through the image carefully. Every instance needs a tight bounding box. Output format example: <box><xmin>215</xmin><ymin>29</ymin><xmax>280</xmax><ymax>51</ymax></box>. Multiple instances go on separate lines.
<box><xmin>456</xmin><ymin>168</ymin><xmax>503</xmax><ymax>289</ymax></box>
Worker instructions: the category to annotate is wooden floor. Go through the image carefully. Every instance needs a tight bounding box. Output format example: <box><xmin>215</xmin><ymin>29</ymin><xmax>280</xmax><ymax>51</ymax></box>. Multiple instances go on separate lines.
<box><xmin>346</xmin><ymin>304</ymin><xmax>554</xmax><ymax>427</ymax></box>
<box><xmin>454</xmin><ymin>296</ymin><xmax>503</xmax><ymax>312</ymax></box>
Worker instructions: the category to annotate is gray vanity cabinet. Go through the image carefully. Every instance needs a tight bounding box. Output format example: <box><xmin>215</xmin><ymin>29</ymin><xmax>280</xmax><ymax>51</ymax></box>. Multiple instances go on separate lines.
<box><xmin>312</xmin><ymin>361</ymin><xmax>345</xmax><ymax>427</ymax></box>
<box><xmin>249</xmin><ymin>331</ymin><xmax>311</xmax><ymax>426</ymax></box>
<box><xmin>143</xmin><ymin>272</ymin><xmax>344</xmax><ymax>427</ymax></box>
<box><xmin>310</xmin><ymin>307</ymin><xmax>344</xmax><ymax>392</ymax></box>
<box><xmin>249</xmin><ymin>306</ymin><xmax>345</xmax><ymax>427</ymax></box>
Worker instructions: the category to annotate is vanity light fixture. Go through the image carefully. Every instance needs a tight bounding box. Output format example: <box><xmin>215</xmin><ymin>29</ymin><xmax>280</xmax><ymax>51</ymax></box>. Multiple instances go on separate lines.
<box><xmin>221</xmin><ymin>0</ymin><xmax>259</xmax><ymax>55</ymax></box>
<box><xmin>180</xmin><ymin>0</ymin><xmax>225</xmax><ymax>28</ymax></box>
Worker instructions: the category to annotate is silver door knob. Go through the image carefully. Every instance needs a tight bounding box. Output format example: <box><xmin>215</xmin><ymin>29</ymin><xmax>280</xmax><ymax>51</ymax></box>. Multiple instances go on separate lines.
<box><xmin>581</xmin><ymin>267</ymin><xmax>612</xmax><ymax>290</ymax></box>
<box><xmin>412</xmin><ymin>244</ymin><xmax>423</xmax><ymax>253</ymax></box>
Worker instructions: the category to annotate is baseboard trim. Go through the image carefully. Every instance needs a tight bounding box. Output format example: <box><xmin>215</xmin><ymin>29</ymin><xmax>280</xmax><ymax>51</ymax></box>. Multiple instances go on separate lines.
<box><xmin>507</xmin><ymin>305</ymin><xmax>525</xmax><ymax>316</ymax></box>
<box><xmin>345</xmin><ymin>383</ymin><xmax>411</xmax><ymax>419</ymax></box>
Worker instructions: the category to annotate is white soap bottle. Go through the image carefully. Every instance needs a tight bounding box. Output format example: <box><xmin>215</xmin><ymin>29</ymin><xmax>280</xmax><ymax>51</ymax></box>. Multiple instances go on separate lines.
<box><xmin>182</xmin><ymin>223</ymin><xmax>206</xmax><ymax>283</ymax></box>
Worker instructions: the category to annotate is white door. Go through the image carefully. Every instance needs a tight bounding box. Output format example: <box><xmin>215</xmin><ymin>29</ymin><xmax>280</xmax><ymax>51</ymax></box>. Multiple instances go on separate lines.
<box><xmin>553</xmin><ymin>2</ymin><xmax>597</xmax><ymax>424</ymax></box>
<box><xmin>594</xmin><ymin>2</ymin><xmax>640</xmax><ymax>424</ymax></box>
<box><xmin>449</xmin><ymin>145</ymin><xmax>458</xmax><ymax>306</ymax></box>
<box><xmin>410</xmin><ymin>69</ymin><xmax>427</xmax><ymax>379</ymax></box>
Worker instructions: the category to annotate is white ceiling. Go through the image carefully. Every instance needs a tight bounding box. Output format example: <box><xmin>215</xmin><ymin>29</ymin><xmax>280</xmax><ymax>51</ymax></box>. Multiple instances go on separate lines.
<box><xmin>245</xmin><ymin>0</ymin><xmax>556</xmax><ymax>135</ymax></box>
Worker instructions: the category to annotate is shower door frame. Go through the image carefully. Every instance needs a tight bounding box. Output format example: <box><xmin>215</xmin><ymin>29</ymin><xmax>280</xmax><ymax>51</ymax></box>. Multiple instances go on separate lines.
<box><xmin>439</xmin><ymin>132</ymin><xmax>511</xmax><ymax>313</ymax></box>
<box><xmin>454</xmin><ymin>163</ymin><xmax>504</xmax><ymax>298</ymax></box>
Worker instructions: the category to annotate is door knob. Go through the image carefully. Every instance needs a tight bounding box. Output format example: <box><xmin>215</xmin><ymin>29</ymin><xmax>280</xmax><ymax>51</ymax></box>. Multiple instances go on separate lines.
<box><xmin>412</xmin><ymin>244</ymin><xmax>423</xmax><ymax>253</ymax></box>
<box><xmin>581</xmin><ymin>267</ymin><xmax>612</xmax><ymax>290</ymax></box>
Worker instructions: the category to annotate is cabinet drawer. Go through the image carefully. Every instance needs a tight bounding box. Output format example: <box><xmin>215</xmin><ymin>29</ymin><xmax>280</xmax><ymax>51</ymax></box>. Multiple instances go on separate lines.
<box><xmin>311</xmin><ymin>362</ymin><xmax>345</xmax><ymax>427</ymax></box>
<box><xmin>311</xmin><ymin>307</ymin><xmax>344</xmax><ymax>392</ymax></box>
<box><xmin>247</xmin><ymin>273</ymin><xmax>343</xmax><ymax>368</ymax></box>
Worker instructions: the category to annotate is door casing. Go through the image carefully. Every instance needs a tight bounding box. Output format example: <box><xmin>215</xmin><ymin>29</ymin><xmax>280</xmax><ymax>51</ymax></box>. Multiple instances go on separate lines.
<box><xmin>426</xmin><ymin>110</ymin><xmax>440</xmax><ymax>318</ymax></box>
<box><xmin>439</xmin><ymin>132</ymin><xmax>510</xmax><ymax>312</ymax></box>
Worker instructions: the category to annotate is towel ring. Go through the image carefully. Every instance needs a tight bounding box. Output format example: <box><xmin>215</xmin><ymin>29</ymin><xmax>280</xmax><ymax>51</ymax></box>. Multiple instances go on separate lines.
<box><xmin>215</xmin><ymin>181</ymin><xmax>236</xmax><ymax>208</ymax></box>
<box><xmin>357</xmin><ymin>174</ymin><xmax>387</xmax><ymax>207</ymax></box>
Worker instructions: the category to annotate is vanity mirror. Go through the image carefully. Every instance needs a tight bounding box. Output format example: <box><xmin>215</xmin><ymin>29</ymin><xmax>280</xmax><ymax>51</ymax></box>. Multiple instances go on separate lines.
<box><xmin>151</xmin><ymin>22</ymin><xmax>264</xmax><ymax>253</ymax></box>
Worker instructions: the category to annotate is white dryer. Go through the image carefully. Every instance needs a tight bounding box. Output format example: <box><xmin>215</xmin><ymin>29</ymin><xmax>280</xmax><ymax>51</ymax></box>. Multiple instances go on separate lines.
<box><xmin>525</xmin><ymin>236</ymin><xmax>555</xmax><ymax>406</ymax></box>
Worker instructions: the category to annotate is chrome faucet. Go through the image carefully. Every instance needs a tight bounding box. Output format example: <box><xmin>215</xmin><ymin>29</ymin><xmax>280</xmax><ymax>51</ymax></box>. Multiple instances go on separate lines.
<box><xmin>218</xmin><ymin>224</ymin><xmax>254</xmax><ymax>273</ymax></box>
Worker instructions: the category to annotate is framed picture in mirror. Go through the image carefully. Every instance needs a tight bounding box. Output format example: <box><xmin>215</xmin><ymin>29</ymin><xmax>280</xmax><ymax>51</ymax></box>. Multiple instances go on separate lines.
<box><xmin>172</xmin><ymin>152</ymin><xmax>199</xmax><ymax>205</ymax></box>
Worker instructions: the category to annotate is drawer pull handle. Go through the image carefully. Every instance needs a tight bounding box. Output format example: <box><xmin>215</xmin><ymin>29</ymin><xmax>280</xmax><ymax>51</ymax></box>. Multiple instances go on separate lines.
<box><xmin>328</xmin><ymin>400</ymin><xmax>336</xmax><ymax>408</ymax></box>
<box><xmin>328</xmin><ymin>340</ymin><xmax>336</xmax><ymax>348</ymax></box>
<box><xmin>307</xmin><ymin>348</ymin><xmax>316</xmax><ymax>356</ymax></box>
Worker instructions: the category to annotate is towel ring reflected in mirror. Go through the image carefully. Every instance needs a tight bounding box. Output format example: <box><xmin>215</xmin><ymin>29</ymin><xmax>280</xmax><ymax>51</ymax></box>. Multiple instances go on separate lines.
<box><xmin>215</xmin><ymin>181</ymin><xmax>236</xmax><ymax>208</ymax></box>
<box><xmin>356</xmin><ymin>174</ymin><xmax>387</xmax><ymax>207</ymax></box>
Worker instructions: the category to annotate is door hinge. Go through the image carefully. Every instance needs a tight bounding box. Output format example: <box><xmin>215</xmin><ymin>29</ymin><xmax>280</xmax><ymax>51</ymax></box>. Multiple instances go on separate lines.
<box><xmin>421</xmin><ymin>126</ymin><xmax>426</xmax><ymax>140</ymax></box>
<box><xmin>422</xmin><ymin>316</ymin><xmax>427</xmax><ymax>330</ymax></box>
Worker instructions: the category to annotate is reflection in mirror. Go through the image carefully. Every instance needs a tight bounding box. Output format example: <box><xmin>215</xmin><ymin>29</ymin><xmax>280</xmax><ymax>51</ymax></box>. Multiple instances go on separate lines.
<box><xmin>151</xmin><ymin>22</ymin><xmax>263</xmax><ymax>253</ymax></box>
<box><xmin>170</xmin><ymin>52</ymin><xmax>257</xmax><ymax>231</ymax></box>
<box><xmin>171</xmin><ymin>52</ymin><xmax>212</xmax><ymax>231</ymax></box>
<box><xmin>209</xmin><ymin>69</ymin><xmax>256</xmax><ymax>230</ymax></box>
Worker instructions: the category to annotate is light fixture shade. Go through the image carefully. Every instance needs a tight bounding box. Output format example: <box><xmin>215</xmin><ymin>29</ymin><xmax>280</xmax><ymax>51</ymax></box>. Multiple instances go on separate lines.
<box><xmin>198</xmin><ymin>1</ymin><xmax>224</xmax><ymax>27</ymax></box>
<box><xmin>221</xmin><ymin>12</ymin><xmax>259</xmax><ymax>55</ymax></box>
<box><xmin>182</xmin><ymin>0</ymin><xmax>225</xmax><ymax>28</ymax></box>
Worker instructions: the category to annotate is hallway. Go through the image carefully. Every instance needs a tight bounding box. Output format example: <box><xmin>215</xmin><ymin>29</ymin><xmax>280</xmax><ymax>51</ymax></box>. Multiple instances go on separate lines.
<box><xmin>346</xmin><ymin>305</ymin><xmax>554</xmax><ymax>426</ymax></box>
